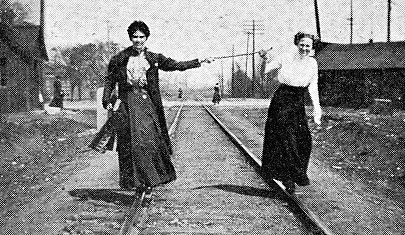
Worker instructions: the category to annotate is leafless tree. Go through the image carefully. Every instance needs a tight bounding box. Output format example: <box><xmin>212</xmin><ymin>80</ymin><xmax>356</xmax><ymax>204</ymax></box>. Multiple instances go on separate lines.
<box><xmin>48</xmin><ymin>42</ymin><xmax>123</xmax><ymax>100</ymax></box>
<box><xmin>0</xmin><ymin>0</ymin><xmax>30</xmax><ymax>25</ymax></box>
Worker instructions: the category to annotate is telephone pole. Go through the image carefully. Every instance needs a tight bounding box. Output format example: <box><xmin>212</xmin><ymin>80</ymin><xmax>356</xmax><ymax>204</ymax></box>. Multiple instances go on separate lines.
<box><xmin>349</xmin><ymin>0</ymin><xmax>353</xmax><ymax>44</ymax></box>
<box><xmin>231</xmin><ymin>45</ymin><xmax>235</xmax><ymax>98</ymax></box>
<box><xmin>314</xmin><ymin>0</ymin><xmax>321</xmax><ymax>40</ymax></box>
<box><xmin>106</xmin><ymin>20</ymin><xmax>111</xmax><ymax>54</ymax></box>
<box><xmin>387</xmin><ymin>0</ymin><xmax>391</xmax><ymax>42</ymax></box>
<box><xmin>245</xmin><ymin>33</ymin><xmax>249</xmax><ymax>98</ymax></box>
<box><xmin>220</xmin><ymin>60</ymin><xmax>224</xmax><ymax>98</ymax></box>
<box><xmin>252</xmin><ymin>20</ymin><xmax>256</xmax><ymax>94</ymax></box>
<box><xmin>243</xmin><ymin>20</ymin><xmax>264</xmax><ymax>97</ymax></box>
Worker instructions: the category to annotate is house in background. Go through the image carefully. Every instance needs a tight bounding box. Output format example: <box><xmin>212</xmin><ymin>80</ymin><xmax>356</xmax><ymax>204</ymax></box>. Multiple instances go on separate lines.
<box><xmin>315</xmin><ymin>41</ymin><xmax>405</xmax><ymax>109</ymax></box>
<box><xmin>0</xmin><ymin>20</ymin><xmax>48</xmax><ymax>113</ymax></box>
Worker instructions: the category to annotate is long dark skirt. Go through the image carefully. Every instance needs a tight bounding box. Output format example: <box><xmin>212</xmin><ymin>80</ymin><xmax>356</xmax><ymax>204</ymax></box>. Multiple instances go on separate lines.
<box><xmin>49</xmin><ymin>95</ymin><xmax>63</xmax><ymax>108</ymax></box>
<box><xmin>117</xmin><ymin>88</ymin><xmax>176</xmax><ymax>189</ymax></box>
<box><xmin>212</xmin><ymin>88</ymin><xmax>221</xmax><ymax>104</ymax></box>
<box><xmin>261</xmin><ymin>84</ymin><xmax>311</xmax><ymax>186</ymax></box>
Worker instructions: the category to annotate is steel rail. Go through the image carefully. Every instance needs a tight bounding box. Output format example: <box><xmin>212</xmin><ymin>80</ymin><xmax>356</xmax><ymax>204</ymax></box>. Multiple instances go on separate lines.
<box><xmin>168</xmin><ymin>103</ymin><xmax>184</xmax><ymax>136</ymax></box>
<box><xmin>202</xmin><ymin>104</ymin><xmax>335</xmax><ymax>235</ymax></box>
<box><xmin>119</xmin><ymin>104</ymin><xmax>184</xmax><ymax>235</ymax></box>
<box><xmin>119</xmin><ymin>191</ymin><xmax>145</xmax><ymax>235</ymax></box>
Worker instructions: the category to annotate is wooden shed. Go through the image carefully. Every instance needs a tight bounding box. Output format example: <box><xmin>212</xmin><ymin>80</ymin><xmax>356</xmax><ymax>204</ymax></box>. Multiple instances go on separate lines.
<box><xmin>315</xmin><ymin>41</ymin><xmax>405</xmax><ymax>109</ymax></box>
<box><xmin>0</xmin><ymin>22</ymin><xmax>48</xmax><ymax>113</ymax></box>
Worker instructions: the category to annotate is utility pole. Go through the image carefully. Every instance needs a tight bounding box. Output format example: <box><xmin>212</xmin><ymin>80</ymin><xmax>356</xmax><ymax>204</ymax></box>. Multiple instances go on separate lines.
<box><xmin>231</xmin><ymin>45</ymin><xmax>235</xmax><ymax>98</ymax></box>
<box><xmin>221</xmin><ymin>60</ymin><xmax>224</xmax><ymax>98</ymax></box>
<box><xmin>245</xmin><ymin>33</ymin><xmax>249</xmax><ymax>98</ymax></box>
<box><xmin>349</xmin><ymin>0</ymin><xmax>353</xmax><ymax>44</ymax></box>
<box><xmin>387</xmin><ymin>0</ymin><xmax>391</xmax><ymax>42</ymax></box>
<box><xmin>40</xmin><ymin>0</ymin><xmax>45</xmax><ymax>33</ymax></box>
<box><xmin>252</xmin><ymin>20</ymin><xmax>256</xmax><ymax>97</ymax></box>
<box><xmin>106</xmin><ymin>20</ymin><xmax>111</xmax><ymax>54</ymax></box>
<box><xmin>244</xmin><ymin>20</ymin><xmax>264</xmax><ymax>98</ymax></box>
<box><xmin>39</xmin><ymin>0</ymin><xmax>46</xmax><ymax>109</ymax></box>
<box><xmin>314</xmin><ymin>0</ymin><xmax>321</xmax><ymax>40</ymax></box>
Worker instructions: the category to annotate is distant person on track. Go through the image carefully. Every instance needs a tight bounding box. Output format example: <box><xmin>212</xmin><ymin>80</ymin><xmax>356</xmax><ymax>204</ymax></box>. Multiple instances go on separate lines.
<box><xmin>212</xmin><ymin>83</ymin><xmax>221</xmax><ymax>105</ymax></box>
<box><xmin>100</xmin><ymin>20</ymin><xmax>213</xmax><ymax>193</ymax></box>
<box><xmin>49</xmin><ymin>77</ymin><xmax>65</xmax><ymax>109</ymax></box>
<box><xmin>178</xmin><ymin>87</ymin><xmax>183</xmax><ymax>98</ymax></box>
<box><xmin>259</xmin><ymin>32</ymin><xmax>322</xmax><ymax>193</ymax></box>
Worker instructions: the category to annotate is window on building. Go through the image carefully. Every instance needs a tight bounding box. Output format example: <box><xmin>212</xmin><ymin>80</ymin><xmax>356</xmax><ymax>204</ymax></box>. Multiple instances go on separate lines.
<box><xmin>0</xmin><ymin>58</ymin><xmax>7</xmax><ymax>86</ymax></box>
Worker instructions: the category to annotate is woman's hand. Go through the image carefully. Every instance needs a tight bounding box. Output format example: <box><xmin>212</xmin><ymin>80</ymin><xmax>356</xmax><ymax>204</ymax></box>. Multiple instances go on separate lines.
<box><xmin>105</xmin><ymin>103</ymin><xmax>113</xmax><ymax>110</ymax></box>
<box><xmin>314</xmin><ymin>108</ymin><xmax>322</xmax><ymax>125</ymax></box>
<box><xmin>138</xmin><ymin>78</ymin><xmax>147</xmax><ymax>87</ymax></box>
<box><xmin>258</xmin><ymin>49</ymin><xmax>268</xmax><ymax>59</ymax></box>
<box><xmin>200</xmin><ymin>57</ymin><xmax>215</xmax><ymax>63</ymax></box>
<box><xmin>314</xmin><ymin>115</ymin><xmax>321</xmax><ymax>125</ymax></box>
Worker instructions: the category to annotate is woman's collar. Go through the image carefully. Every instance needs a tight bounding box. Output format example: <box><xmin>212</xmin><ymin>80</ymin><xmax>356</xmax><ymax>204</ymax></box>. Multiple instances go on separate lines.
<box><xmin>294</xmin><ymin>50</ymin><xmax>309</xmax><ymax>60</ymax></box>
<box><xmin>127</xmin><ymin>46</ymin><xmax>147</xmax><ymax>56</ymax></box>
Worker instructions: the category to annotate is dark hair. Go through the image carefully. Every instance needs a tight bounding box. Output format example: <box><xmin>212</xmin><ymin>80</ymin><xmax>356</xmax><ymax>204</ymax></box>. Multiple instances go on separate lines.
<box><xmin>294</xmin><ymin>32</ymin><xmax>315</xmax><ymax>45</ymax></box>
<box><xmin>127</xmin><ymin>21</ymin><xmax>150</xmax><ymax>38</ymax></box>
<box><xmin>53</xmin><ymin>79</ymin><xmax>62</xmax><ymax>90</ymax></box>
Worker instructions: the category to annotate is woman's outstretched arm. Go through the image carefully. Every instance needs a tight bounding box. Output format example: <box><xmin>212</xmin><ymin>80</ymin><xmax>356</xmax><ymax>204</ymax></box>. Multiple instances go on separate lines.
<box><xmin>308</xmin><ymin>61</ymin><xmax>322</xmax><ymax>125</ymax></box>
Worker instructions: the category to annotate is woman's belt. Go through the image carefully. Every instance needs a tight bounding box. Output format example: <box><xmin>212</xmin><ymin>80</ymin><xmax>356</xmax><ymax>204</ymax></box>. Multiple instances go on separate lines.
<box><xmin>279</xmin><ymin>83</ymin><xmax>308</xmax><ymax>91</ymax></box>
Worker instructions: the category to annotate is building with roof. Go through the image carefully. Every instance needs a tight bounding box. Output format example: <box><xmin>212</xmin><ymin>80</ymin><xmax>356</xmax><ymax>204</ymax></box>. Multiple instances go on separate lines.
<box><xmin>315</xmin><ymin>41</ymin><xmax>405</xmax><ymax>109</ymax></box>
<box><xmin>0</xmin><ymin>20</ymin><xmax>48</xmax><ymax>113</ymax></box>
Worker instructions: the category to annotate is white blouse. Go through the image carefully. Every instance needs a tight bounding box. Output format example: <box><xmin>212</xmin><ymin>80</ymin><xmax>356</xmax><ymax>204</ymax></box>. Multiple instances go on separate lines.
<box><xmin>126</xmin><ymin>52</ymin><xmax>150</xmax><ymax>86</ymax></box>
<box><xmin>264</xmin><ymin>50</ymin><xmax>322</xmax><ymax>118</ymax></box>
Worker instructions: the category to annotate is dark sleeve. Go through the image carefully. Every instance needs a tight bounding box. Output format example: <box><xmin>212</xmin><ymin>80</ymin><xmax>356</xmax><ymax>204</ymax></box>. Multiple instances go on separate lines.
<box><xmin>102</xmin><ymin>56</ymin><xmax>118</xmax><ymax>108</ymax></box>
<box><xmin>157</xmin><ymin>53</ymin><xmax>201</xmax><ymax>71</ymax></box>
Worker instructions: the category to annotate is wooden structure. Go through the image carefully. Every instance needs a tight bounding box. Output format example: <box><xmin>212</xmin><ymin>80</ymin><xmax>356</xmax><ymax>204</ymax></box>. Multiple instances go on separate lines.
<box><xmin>315</xmin><ymin>41</ymin><xmax>405</xmax><ymax>109</ymax></box>
<box><xmin>0</xmin><ymin>22</ymin><xmax>48</xmax><ymax>113</ymax></box>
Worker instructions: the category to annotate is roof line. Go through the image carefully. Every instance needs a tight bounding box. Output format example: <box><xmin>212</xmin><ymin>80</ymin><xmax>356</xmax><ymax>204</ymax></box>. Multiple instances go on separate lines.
<box><xmin>0</xmin><ymin>23</ymin><xmax>48</xmax><ymax>62</ymax></box>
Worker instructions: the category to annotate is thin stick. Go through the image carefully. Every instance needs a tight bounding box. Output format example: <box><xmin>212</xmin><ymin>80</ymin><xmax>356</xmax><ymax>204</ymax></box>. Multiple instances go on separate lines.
<box><xmin>213</xmin><ymin>47</ymin><xmax>272</xmax><ymax>59</ymax></box>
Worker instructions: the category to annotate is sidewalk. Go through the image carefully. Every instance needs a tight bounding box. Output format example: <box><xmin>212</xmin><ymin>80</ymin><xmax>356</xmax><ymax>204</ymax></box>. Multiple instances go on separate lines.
<box><xmin>63</xmin><ymin>100</ymin><xmax>97</xmax><ymax>111</ymax></box>
<box><xmin>62</xmin><ymin>98</ymin><xmax>272</xmax><ymax>110</ymax></box>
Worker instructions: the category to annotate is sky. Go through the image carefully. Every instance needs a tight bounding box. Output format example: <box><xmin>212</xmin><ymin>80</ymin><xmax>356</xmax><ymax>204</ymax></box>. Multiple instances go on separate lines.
<box><xmin>12</xmin><ymin>0</ymin><xmax>405</xmax><ymax>88</ymax></box>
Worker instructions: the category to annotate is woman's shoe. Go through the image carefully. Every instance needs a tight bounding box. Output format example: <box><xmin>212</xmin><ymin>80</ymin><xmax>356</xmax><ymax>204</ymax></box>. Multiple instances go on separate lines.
<box><xmin>283</xmin><ymin>181</ymin><xmax>295</xmax><ymax>194</ymax></box>
<box><xmin>295</xmin><ymin>177</ymin><xmax>310</xmax><ymax>186</ymax></box>
<box><xmin>141</xmin><ymin>187</ymin><xmax>153</xmax><ymax>207</ymax></box>
<box><xmin>119</xmin><ymin>181</ymin><xmax>136</xmax><ymax>190</ymax></box>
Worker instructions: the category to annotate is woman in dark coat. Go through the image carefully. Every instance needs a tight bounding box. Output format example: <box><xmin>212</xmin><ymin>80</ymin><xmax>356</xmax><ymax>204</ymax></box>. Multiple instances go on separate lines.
<box><xmin>212</xmin><ymin>82</ymin><xmax>221</xmax><ymax>104</ymax></box>
<box><xmin>49</xmin><ymin>77</ymin><xmax>64</xmax><ymax>108</ymax></box>
<box><xmin>259</xmin><ymin>32</ymin><xmax>322</xmax><ymax>193</ymax></box>
<box><xmin>102</xmin><ymin>21</ymin><xmax>212</xmax><ymax>191</ymax></box>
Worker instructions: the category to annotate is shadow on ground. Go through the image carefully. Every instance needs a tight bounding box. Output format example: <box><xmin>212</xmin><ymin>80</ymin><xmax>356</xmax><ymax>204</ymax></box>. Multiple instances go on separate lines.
<box><xmin>68</xmin><ymin>188</ymin><xmax>135</xmax><ymax>206</ymax></box>
<box><xmin>192</xmin><ymin>184</ymin><xmax>284</xmax><ymax>200</ymax></box>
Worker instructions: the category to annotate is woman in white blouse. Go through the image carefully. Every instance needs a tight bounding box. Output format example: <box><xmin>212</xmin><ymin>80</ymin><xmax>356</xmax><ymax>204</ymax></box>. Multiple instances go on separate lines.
<box><xmin>100</xmin><ymin>21</ymin><xmax>213</xmax><ymax>194</ymax></box>
<box><xmin>259</xmin><ymin>32</ymin><xmax>322</xmax><ymax>193</ymax></box>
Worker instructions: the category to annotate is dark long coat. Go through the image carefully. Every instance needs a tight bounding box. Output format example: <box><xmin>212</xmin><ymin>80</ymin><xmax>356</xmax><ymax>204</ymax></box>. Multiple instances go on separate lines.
<box><xmin>212</xmin><ymin>85</ymin><xmax>221</xmax><ymax>104</ymax></box>
<box><xmin>102</xmin><ymin>46</ymin><xmax>201</xmax><ymax>187</ymax></box>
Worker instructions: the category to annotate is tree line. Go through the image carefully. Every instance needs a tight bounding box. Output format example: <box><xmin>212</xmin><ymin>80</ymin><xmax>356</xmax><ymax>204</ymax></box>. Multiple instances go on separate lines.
<box><xmin>49</xmin><ymin>42</ymin><xmax>122</xmax><ymax>100</ymax></box>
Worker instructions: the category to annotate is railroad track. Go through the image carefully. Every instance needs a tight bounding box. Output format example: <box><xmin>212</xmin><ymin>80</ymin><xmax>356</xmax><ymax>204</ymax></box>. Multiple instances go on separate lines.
<box><xmin>202</xmin><ymin>104</ymin><xmax>334</xmax><ymax>235</ymax></box>
<box><xmin>119</xmin><ymin>103</ymin><xmax>184</xmax><ymax>235</ymax></box>
<box><xmin>118</xmin><ymin>103</ymin><xmax>335</xmax><ymax>235</ymax></box>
